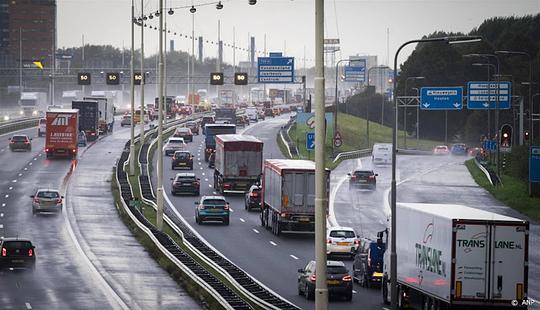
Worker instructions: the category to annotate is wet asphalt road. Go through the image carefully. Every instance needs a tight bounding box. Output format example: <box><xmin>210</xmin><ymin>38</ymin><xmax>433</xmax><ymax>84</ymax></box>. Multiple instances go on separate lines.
<box><xmin>153</xmin><ymin>114</ymin><xmax>540</xmax><ymax>310</ymax></box>
<box><xmin>0</xmin><ymin>123</ymin><xmax>201</xmax><ymax>309</ymax></box>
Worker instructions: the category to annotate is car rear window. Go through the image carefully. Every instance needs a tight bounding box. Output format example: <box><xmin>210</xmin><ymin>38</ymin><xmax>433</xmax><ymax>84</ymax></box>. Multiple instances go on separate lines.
<box><xmin>437</xmin><ymin>146</ymin><xmax>447</xmax><ymax>150</ymax></box>
<box><xmin>12</xmin><ymin>136</ymin><xmax>27</xmax><ymax>141</ymax></box>
<box><xmin>177</xmin><ymin>128</ymin><xmax>189</xmax><ymax>133</ymax></box>
<box><xmin>3</xmin><ymin>241</ymin><xmax>32</xmax><ymax>250</ymax></box>
<box><xmin>37</xmin><ymin>191</ymin><xmax>60</xmax><ymax>198</ymax></box>
<box><xmin>175</xmin><ymin>152</ymin><xmax>190</xmax><ymax>159</ymax></box>
<box><xmin>354</xmin><ymin>171</ymin><xmax>373</xmax><ymax>177</ymax></box>
<box><xmin>329</xmin><ymin>230</ymin><xmax>356</xmax><ymax>238</ymax></box>
<box><xmin>203</xmin><ymin>199</ymin><xmax>226</xmax><ymax>207</ymax></box>
<box><xmin>177</xmin><ymin>176</ymin><xmax>196</xmax><ymax>181</ymax></box>
<box><xmin>169</xmin><ymin>139</ymin><xmax>184</xmax><ymax>144</ymax></box>
<box><xmin>327</xmin><ymin>266</ymin><xmax>348</xmax><ymax>274</ymax></box>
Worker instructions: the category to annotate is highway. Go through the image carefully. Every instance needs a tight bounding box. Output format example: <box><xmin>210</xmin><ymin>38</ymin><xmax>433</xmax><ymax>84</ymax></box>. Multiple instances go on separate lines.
<box><xmin>152</xmin><ymin>114</ymin><xmax>540</xmax><ymax>309</ymax></box>
<box><xmin>0</xmin><ymin>123</ymin><xmax>201</xmax><ymax>309</ymax></box>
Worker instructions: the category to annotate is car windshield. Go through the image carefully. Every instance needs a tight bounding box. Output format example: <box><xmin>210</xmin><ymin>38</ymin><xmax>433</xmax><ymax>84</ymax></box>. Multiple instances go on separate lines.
<box><xmin>437</xmin><ymin>146</ymin><xmax>447</xmax><ymax>150</ymax></box>
<box><xmin>169</xmin><ymin>139</ymin><xmax>184</xmax><ymax>144</ymax></box>
<box><xmin>176</xmin><ymin>176</ymin><xmax>195</xmax><ymax>182</ymax></box>
<box><xmin>3</xmin><ymin>241</ymin><xmax>32</xmax><ymax>250</ymax></box>
<box><xmin>12</xmin><ymin>136</ymin><xmax>27</xmax><ymax>142</ymax></box>
<box><xmin>202</xmin><ymin>199</ymin><xmax>226</xmax><ymax>208</ymax></box>
<box><xmin>37</xmin><ymin>191</ymin><xmax>60</xmax><ymax>199</ymax></box>
<box><xmin>329</xmin><ymin>230</ymin><xmax>356</xmax><ymax>238</ymax></box>
<box><xmin>327</xmin><ymin>266</ymin><xmax>348</xmax><ymax>274</ymax></box>
<box><xmin>177</xmin><ymin>128</ymin><xmax>189</xmax><ymax>133</ymax></box>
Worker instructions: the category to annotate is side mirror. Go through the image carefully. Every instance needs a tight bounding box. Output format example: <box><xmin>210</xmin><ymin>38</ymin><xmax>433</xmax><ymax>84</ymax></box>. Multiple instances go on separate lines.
<box><xmin>30</xmin><ymin>195</ymin><xmax>34</xmax><ymax>198</ymax></box>
<box><xmin>347</xmin><ymin>173</ymin><xmax>351</xmax><ymax>176</ymax></box>
<box><xmin>197</xmin><ymin>178</ymin><xmax>200</xmax><ymax>181</ymax></box>
<box><xmin>375</xmin><ymin>174</ymin><xmax>379</xmax><ymax>176</ymax></box>
<box><xmin>8</xmin><ymin>138</ymin><xmax>11</xmax><ymax>141</ymax></box>
<box><xmin>30</xmin><ymin>138</ymin><xmax>33</xmax><ymax>141</ymax></box>
<box><xmin>61</xmin><ymin>196</ymin><xmax>64</xmax><ymax>199</ymax></box>
<box><xmin>194</xmin><ymin>202</ymin><xmax>198</xmax><ymax>205</ymax></box>
<box><xmin>170</xmin><ymin>178</ymin><xmax>174</xmax><ymax>181</ymax></box>
<box><xmin>297</xmin><ymin>268</ymin><xmax>304</xmax><ymax>273</ymax></box>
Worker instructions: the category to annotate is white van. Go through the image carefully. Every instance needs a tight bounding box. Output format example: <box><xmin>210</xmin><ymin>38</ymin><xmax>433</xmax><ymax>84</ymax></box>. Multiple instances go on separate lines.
<box><xmin>38</xmin><ymin>118</ymin><xmax>47</xmax><ymax>137</ymax></box>
<box><xmin>372</xmin><ymin>143</ymin><xmax>392</xmax><ymax>165</ymax></box>
<box><xmin>245</xmin><ymin>107</ymin><xmax>258</xmax><ymax>122</ymax></box>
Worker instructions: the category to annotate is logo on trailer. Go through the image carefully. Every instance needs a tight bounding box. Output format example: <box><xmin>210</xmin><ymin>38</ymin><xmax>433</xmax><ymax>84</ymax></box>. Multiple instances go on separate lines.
<box><xmin>51</xmin><ymin>114</ymin><xmax>71</xmax><ymax>126</ymax></box>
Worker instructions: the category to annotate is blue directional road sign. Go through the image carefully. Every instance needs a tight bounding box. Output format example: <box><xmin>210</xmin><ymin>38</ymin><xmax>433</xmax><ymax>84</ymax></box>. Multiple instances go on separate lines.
<box><xmin>344</xmin><ymin>66</ymin><xmax>365</xmax><ymax>82</ymax></box>
<box><xmin>306</xmin><ymin>132</ymin><xmax>315</xmax><ymax>151</ymax></box>
<box><xmin>467</xmin><ymin>81</ymin><xmax>512</xmax><ymax>110</ymax></box>
<box><xmin>258</xmin><ymin>55</ymin><xmax>295</xmax><ymax>83</ymax></box>
<box><xmin>529</xmin><ymin>146</ymin><xmax>540</xmax><ymax>183</ymax></box>
<box><xmin>482</xmin><ymin>140</ymin><xmax>497</xmax><ymax>151</ymax></box>
<box><xmin>420</xmin><ymin>87</ymin><xmax>463</xmax><ymax>110</ymax></box>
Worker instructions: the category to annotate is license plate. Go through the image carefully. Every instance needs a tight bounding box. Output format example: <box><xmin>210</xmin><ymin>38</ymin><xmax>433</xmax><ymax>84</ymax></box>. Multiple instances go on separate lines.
<box><xmin>357</xmin><ymin>180</ymin><xmax>366</xmax><ymax>183</ymax></box>
<box><xmin>11</xmin><ymin>260</ymin><xmax>24</xmax><ymax>263</ymax></box>
<box><xmin>298</xmin><ymin>217</ymin><xmax>310</xmax><ymax>222</ymax></box>
<box><xmin>337</xmin><ymin>241</ymin><xmax>350</xmax><ymax>246</ymax></box>
<box><xmin>182</xmin><ymin>183</ymin><xmax>191</xmax><ymax>186</ymax></box>
<box><xmin>57</xmin><ymin>149</ymin><xmax>65</xmax><ymax>153</ymax></box>
<box><xmin>372</xmin><ymin>272</ymin><xmax>384</xmax><ymax>278</ymax></box>
<box><xmin>179</xmin><ymin>163</ymin><xmax>186</xmax><ymax>165</ymax></box>
<box><xmin>327</xmin><ymin>280</ymin><xmax>339</xmax><ymax>285</ymax></box>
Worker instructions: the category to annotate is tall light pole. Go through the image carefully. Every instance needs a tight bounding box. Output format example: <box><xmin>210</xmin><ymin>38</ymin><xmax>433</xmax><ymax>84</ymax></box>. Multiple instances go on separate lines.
<box><xmin>367</xmin><ymin>65</ymin><xmax>389</xmax><ymax>148</ymax></box>
<box><xmin>140</xmin><ymin>0</ymin><xmax>146</xmax><ymax>145</ymax></box>
<box><xmin>333</xmin><ymin>59</ymin><xmax>350</xmax><ymax>155</ymax></box>
<box><xmin>315</xmin><ymin>0</ymin><xmax>328</xmax><ymax>308</ymax></box>
<box><xmin>403</xmin><ymin>76</ymin><xmax>424</xmax><ymax>149</ymax></box>
<box><xmin>156</xmin><ymin>0</ymin><xmax>164</xmax><ymax>231</ymax></box>
<box><xmin>391</xmin><ymin>36</ymin><xmax>481</xmax><ymax>310</ymax></box>
<box><xmin>129</xmin><ymin>0</ymin><xmax>136</xmax><ymax>175</ymax></box>
<box><xmin>411</xmin><ymin>87</ymin><xmax>420</xmax><ymax>147</ymax></box>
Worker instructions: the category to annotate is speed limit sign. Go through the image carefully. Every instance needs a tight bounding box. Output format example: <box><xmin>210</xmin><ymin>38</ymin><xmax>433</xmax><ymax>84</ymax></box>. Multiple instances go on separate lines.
<box><xmin>106</xmin><ymin>72</ymin><xmax>120</xmax><ymax>85</ymax></box>
<box><xmin>210</xmin><ymin>72</ymin><xmax>224</xmax><ymax>85</ymax></box>
<box><xmin>77</xmin><ymin>72</ymin><xmax>91</xmax><ymax>85</ymax></box>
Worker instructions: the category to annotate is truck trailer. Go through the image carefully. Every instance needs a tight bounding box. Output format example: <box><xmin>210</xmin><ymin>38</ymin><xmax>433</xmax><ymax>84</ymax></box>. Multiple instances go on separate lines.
<box><xmin>382</xmin><ymin>203</ymin><xmax>529</xmax><ymax>309</ymax></box>
<box><xmin>260</xmin><ymin>159</ymin><xmax>330</xmax><ymax>236</ymax></box>
<box><xmin>214</xmin><ymin>134</ymin><xmax>263</xmax><ymax>194</ymax></box>
<box><xmin>71</xmin><ymin>100</ymin><xmax>99</xmax><ymax>141</ymax></box>
<box><xmin>214</xmin><ymin>108</ymin><xmax>237</xmax><ymax>125</ymax></box>
<box><xmin>83</xmin><ymin>96</ymin><xmax>114</xmax><ymax>134</ymax></box>
<box><xmin>204</xmin><ymin>124</ymin><xmax>236</xmax><ymax>161</ymax></box>
<box><xmin>45</xmin><ymin>109</ymin><xmax>79</xmax><ymax>159</ymax></box>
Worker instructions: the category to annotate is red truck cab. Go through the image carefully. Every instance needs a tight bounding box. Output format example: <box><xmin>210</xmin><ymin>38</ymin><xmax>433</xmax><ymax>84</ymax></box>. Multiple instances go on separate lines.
<box><xmin>45</xmin><ymin>109</ymin><xmax>79</xmax><ymax>159</ymax></box>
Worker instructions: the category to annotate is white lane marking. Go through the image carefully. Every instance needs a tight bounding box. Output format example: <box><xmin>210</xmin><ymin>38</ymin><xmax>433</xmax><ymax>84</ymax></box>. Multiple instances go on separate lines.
<box><xmin>38</xmin><ymin>153</ymin><xmax>42</xmax><ymax>157</ymax></box>
<box><xmin>1</xmin><ymin>203</ymin><xmax>5</xmax><ymax>207</ymax></box>
<box><xmin>204</xmin><ymin>178</ymin><xmax>208</xmax><ymax>182</ymax></box>
<box><xmin>270</xmin><ymin>241</ymin><xmax>277</xmax><ymax>246</ymax></box>
<box><xmin>24</xmin><ymin>167</ymin><xmax>28</xmax><ymax>170</ymax></box>
<box><xmin>252</xmin><ymin>229</ymin><xmax>260</xmax><ymax>234</ymax></box>
<box><xmin>208</xmin><ymin>184</ymin><xmax>212</xmax><ymax>188</ymax></box>
<box><xmin>0</xmin><ymin>224</ymin><xmax>3</xmax><ymax>229</ymax></box>
<box><xmin>352</xmin><ymin>290</ymin><xmax>357</xmax><ymax>294</ymax></box>
<box><xmin>290</xmin><ymin>254</ymin><xmax>299</xmax><ymax>260</ymax></box>
<box><xmin>18</xmin><ymin>173</ymin><xmax>22</xmax><ymax>177</ymax></box>
<box><xmin>200</xmin><ymin>167</ymin><xmax>203</xmax><ymax>170</ymax></box>
<box><xmin>328</xmin><ymin>158</ymin><xmax>362</xmax><ymax>227</ymax></box>
<box><xmin>0</xmin><ymin>213</ymin><xmax>3</xmax><ymax>217</ymax></box>
<box><xmin>12</xmin><ymin>180</ymin><xmax>17</xmax><ymax>183</ymax></box>
<box><xmin>33</xmin><ymin>158</ymin><xmax>37</xmax><ymax>161</ymax></box>
<box><xmin>4</xmin><ymin>195</ymin><xmax>8</xmax><ymax>198</ymax></box>
<box><xmin>8</xmin><ymin>187</ymin><xmax>12</xmax><ymax>190</ymax></box>
<box><xmin>28</xmin><ymin>162</ymin><xmax>32</xmax><ymax>166</ymax></box>
<box><xmin>202</xmin><ymin>172</ymin><xmax>205</xmax><ymax>176</ymax></box>
<box><xmin>212</xmin><ymin>191</ymin><xmax>217</xmax><ymax>195</ymax></box>
<box><xmin>239</xmin><ymin>218</ymin><xmax>245</xmax><ymax>223</ymax></box>
<box><xmin>25</xmin><ymin>302</ymin><xmax>32</xmax><ymax>310</ymax></box>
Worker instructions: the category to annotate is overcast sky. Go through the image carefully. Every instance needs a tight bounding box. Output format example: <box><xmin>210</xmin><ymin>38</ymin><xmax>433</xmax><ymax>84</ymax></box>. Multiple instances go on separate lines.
<box><xmin>57</xmin><ymin>0</ymin><xmax>539</xmax><ymax>67</ymax></box>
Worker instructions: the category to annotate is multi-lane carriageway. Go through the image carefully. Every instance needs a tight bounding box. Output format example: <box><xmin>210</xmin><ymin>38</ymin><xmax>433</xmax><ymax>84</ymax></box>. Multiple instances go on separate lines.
<box><xmin>0</xmin><ymin>113</ymin><xmax>538</xmax><ymax>310</ymax></box>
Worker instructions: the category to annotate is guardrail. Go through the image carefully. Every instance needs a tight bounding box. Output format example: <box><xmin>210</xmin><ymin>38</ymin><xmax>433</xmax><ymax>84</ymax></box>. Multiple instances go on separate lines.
<box><xmin>0</xmin><ymin>117</ymin><xmax>40</xmax><ymax>135</ymax></box>
<box><xmin>279</xmin><ymin>118</ymin><xmax>299</xmax><ymax>158</ymax></box>
<box><xmin>138</xmin><ymin>117</ymin><xmax>301</xmax><ymax>310</ymax></box>
<box><xmin>115</xmin><ymin>126</ymin><xmax>251</xmax><ymax>310</ymax></box>
<box><xmin>333</xmin><ymin>148</ymin><xmax>373</xmax><ymax>163</ymax></box>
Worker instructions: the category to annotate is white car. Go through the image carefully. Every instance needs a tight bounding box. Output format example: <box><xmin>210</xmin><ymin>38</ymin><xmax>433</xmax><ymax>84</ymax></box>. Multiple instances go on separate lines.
<box><xmin>163</xmin><ymin>137</ymin><xmax>186</xmax><ymax>156</ymax></box>
<box><xmin>326</xmin><ymin>226</ymin><xmax>360</xmax><ymax>258</ymax></box>
<box><xmin>31</xmin><ymin>189</ymin><xmax>63</xmax><ymax>214</ymax></box>
<box><xmin>38</xmin><ymin>118</ymin><xmax>47</xmax><ymax>137</ymax></box>
<box><xmin>372</xmin><ymin>143</ymin><xmax>392</xmax><ymax>165</ymax></box>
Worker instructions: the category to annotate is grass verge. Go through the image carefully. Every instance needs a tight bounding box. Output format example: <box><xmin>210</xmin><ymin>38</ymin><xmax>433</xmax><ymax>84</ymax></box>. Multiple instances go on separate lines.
<box><xmin>465</xmin><ymin>159</ymin><xmax>540</xmax><ymax>222</ymax></box>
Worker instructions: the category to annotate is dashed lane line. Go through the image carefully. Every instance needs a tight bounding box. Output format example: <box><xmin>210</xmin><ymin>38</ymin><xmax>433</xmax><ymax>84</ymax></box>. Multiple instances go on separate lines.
<box><xmin>252</xmin><ymin>229</ymin><xmax>260</xmax><ymax>234</ymax></box>
<box><xmin>239</xmin><ymin>218</ymin><xmax>245</xmax><ymax>223</ymax></box>
<box><xmin>25</xmin><ymin>302</ymin><xmax>32</xmax><ymax>310</ymax></box>
<box><xmin>270</xmin><ymin>241</ymin><xmax>277</xmax><ymax>246</ymax></box>
<box><xmin>290</xmin><ymin>255</ymin><xmax>299</xmax><ymax>260</ymax></box>
<box><xmin>8</xmin><ymin>187</ymin><xmax>13</xmax><ymax>190</ymax></box>
<box><xmin>4</xmin><ymin>195</ymin><xmax>8</xmax><ymax>198</ymax></box>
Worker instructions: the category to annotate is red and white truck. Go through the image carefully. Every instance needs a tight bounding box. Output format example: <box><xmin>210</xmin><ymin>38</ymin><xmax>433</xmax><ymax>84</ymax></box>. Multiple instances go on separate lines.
<box><xmin>213</xmin><ymin>134</ymin><xmax>263</xmax><ymax>194</ymax></box>
<box><xmin>260</xmin><ymin>159</ymin><xmax>330</xmax><ymax>236</ymax></box>
<box><xmin>382</xmin><ymin>203</ymin><xmax>529</xmax><ymax>309</ymax></box>
<box><xmin>45</xmin><ymin>109</ymin><xmax>79</xmax><ymax>159</ymax></box>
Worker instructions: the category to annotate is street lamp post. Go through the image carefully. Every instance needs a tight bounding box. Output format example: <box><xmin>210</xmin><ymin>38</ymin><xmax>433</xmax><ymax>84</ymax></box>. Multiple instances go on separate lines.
<box><xmin>334</xmin><ymin>59</ymin><xmax>350</xmax><ymax>155</ymax></box>
<box><xmin>156</xmin><ymin>0</ymin><xmax>164</xmax><ymax>231</ymax></box>
<box><xmin>315</xmin><ymin>0</ymin><xmax>328</xmax><ymax>309</ymax></box>
<box><xmin>140</xmin><ymin>0</ymin><xmax>146</xmax><ymax>146</ymax></box>
<box><xmin>391</xmin><ymin>36</ymin><xmax>481</xmax><ymax>310</ymax></box>
<box><xmin>129</xmin><ymin>0</ymin><xmax>136</xmax><ymax>175</ymax></box>
<box><xmin>411</xmin><ymin>87</ymin><xmax>420</xmax><ymax>147</ymax></box>
<box><xmin>404</xmin><ymin>76</ymin><xmax>424</xmax><ymax>149</ymax></box>
<box><xmin>367</xmin><ymin>66</ymin><xmax>390</xmax><ymax>148</ymax></box>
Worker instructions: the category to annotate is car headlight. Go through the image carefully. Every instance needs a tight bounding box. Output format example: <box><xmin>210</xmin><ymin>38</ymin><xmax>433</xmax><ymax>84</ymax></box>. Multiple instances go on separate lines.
<box><xmin>3</xmin><ymin>115</ymin><xmax>9</xmax><ymax>121</ymax></box>
<box><xmin>20</xmin><ymin>110</ymin><xmax>24</xmax><ymax>115</ymax></box>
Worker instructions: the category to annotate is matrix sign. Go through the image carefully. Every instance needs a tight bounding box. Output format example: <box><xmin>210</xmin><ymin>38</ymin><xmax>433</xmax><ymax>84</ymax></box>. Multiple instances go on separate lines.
<box><xmin>133</xmin><ymin>72</ymin><xmax>143</xmax><ymax>85</ymax></box>
<box><xmin>77</xmin><ymin>72</ymin><xmax>91</xmax><ymax>85</ymax></box>
<box><xmin>234</xmin><ymin>73</ymin><xmax>248</xmax><ymax>85</ymax></box>
<box><xmin>210</xmin><ymin>72</ymin><xmax>224</xmax><ymax>85</ymax></box>
<box><xmin>106</xmin><ymin>72</ymin><xmax>120</xmax><ymax>85</ymax></box>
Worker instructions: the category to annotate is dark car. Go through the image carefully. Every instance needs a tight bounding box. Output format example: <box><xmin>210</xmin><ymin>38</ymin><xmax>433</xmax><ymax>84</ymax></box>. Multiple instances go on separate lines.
<box><xmin>244</xmin><ymin>184</ymin><xmax>262</xmax><ymax>211</ymax></box>
<box><xmin>185</xmin><ymin>121</ymin><xmax>199</xmax><ymax>135</ymax></box>
<box><xmin>174</xmin><ymin>127</ymin><xmax>193</xmax><ymax>142</ymax></box>
<box><xmin>195</xmin><ymin>195</ymin><xmax>230</xmax><ymax>225</ymax></box>
<box><xmin>170</xmin><ymin>173</ymin><xmax>200</xmax><ymax>196</ymax></box>
<box><xmin>9</xmin><ymin>134</ymin><xmax>32</xmax><ymax>152</ymax></box>
<box><xmin>450</xmin><ymin>143</ymin><xmax>467</xmax><ymax>156</ymax></box>
<box><xmin>0</xmin><ymin>238</ymin><xmax>36</xmax><ymax>271</ymax></box>
<box><xmin>348</xmin><ymin>170</ymin><xmax>377</xmax><ymax>190</ymax></box>
<box><xmin>298</xmin><ymin>260</ymin><xmax>353</xmax><ymax>301</ymax></box>
<box><xmin>208</xmin><ymin>151</ymin><xmax>216</xmax><ymax>168</ymax></box>
<box><xmin>172</xmin><ymin>151</ymin><xmax>194</xmax><ymax>170</ymax></box>
<box><xmin>353</xmin><ymin>238</ymin><xmax>386</xmax><ymax>288</ymax></box>
<box><xmin>264</xmin><ymin>108</ymin><xmax>274</xmax><ymax>117</ymax></box>
<box><xmin>201</xmin><ymin>116</ymin><xmax>215</xmax><ymax>134</ymax></box>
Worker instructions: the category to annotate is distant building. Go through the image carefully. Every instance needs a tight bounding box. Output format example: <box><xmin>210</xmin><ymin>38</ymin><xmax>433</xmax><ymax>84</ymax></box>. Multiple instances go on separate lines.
<box><xmin>0</xmin><ymin>0</ymin><xmax>56</xmax><ymax>69</ymax></box>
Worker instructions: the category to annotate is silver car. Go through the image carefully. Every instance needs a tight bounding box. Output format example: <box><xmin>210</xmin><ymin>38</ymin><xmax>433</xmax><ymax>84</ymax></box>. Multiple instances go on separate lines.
<box><xmin>31</xmin><ymin>189</ymin><xmax>63</xmax><ymax>214</ymax></box>
<box><xmin>163</xmin><ymin>137</ymin><xmax>186</xmax><ymax>156</ymax></box>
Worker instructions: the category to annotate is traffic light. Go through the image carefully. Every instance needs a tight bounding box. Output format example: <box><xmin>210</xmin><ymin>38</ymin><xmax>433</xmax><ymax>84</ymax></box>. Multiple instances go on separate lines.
<box><xmin>500</xmin><ymin>124</ymin><xmax>513</xmax><ymax>148</ymax></box>
<box><xmin>524</xmin><ymin>130</ymin><xmax>530</xmax><ymax>142</ymax></box>
<box><xmin>133</xmin><ymin>72</ymin><xmax>143</xmax><ymax>85</ymax></box>
<box><xmin>234</xmin><ymin>72</ymin><xmax>248</xmax><ymax>85</ymax></box>
<box><xmin>210</xmin><ymin>72</ymin><xmax>224</xmax><ymax>85</ymax></box>
<box><xmin>106</xmin><ymin>72</ymin><xmax>120</xmax><ymax>85</ymax></box>
<box><xmin>77</xmin><ymin>72</ymin><xmax>91</xmax><ymax>85</ymax></box>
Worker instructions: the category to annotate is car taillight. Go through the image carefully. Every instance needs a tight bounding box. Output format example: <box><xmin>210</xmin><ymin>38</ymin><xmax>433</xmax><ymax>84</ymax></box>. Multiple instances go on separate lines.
<box><xmin>280</xmin><ymin>212</ymin><xmax>288</xmax><ymax>218</ymax></box>
<box><xmin>309</xmin><ymin>274</ymin><xmax>316</xmax><ymax>282</ymax></box>
<box><xmin>369</xmin><ymin>175</ymin><xmax>375</xmax><ymax>179</ymax></box>
<box><xmin>250</xmin><ymin>192</ymin><xmax>258</xmax><ymax>197</ymax></box>
<box><xmin>1</xmin><ymin>247</ymin><xmax>6</xmax><ymax>256</ymax></box>
<box><xmin>354</xmin><ymin>239</ymin><xmax>360</xmax><ymax>246</ymax></box>
<box><xmin>367</xmin><ymin>256</ymin><xmax>371</xmax><ymax>267</ymax></box>
<box><xmin>223</xmin><ymin>183</ymin><xmax>231</xmax><ymax>189</ymax></box>
<box><xmin>327</xmin><ymin>238</ymin><xmax>332</xmax><ymax>244</ymax></box>
<box><xmin>90</xmin><ymin>132</ymin><xmax>96</xmax><ymax>136</ymax></box>
<box><xmin>24</xmin><ymin>141</ymin><xmax>30</xmax><ymax>144</ymax></box>
<box><xmin>56</xmin><ymin>198</ymin><xmax>63</xmax><ymax>204</ymax></box>
<box><xmin>72</xmin><ymin>149</ymin><xmax>77</xmax><ymax>153</ymax></box>
<box><xmin>351</xmin><ymin>176</ymin><xmax>356</xmax><ymax>180</ymax></box>
<box><xmin>224</xmin><ymin>205</ymin><xmax>229</xmax><ymax>211</ymax></box>
<box><xmin>45</xmin><ymin>148</ymin><xmax>49</xmax><ymax>152</ymax></box>
<box><xmin>193</xmin><ymin>181</ymin><xmax>200</xmax><ymax>186</ymax></box>
<box><xmin>342</xmin><ymin>275</ymin><xmax>352</xmax><ymax>282</ymax></box>
<box><xmin>33</xmin><ymin>197</ymin><xmax>40</xmax><ymax>204</ymax></box>
<box><xmin>9</xmin><ymin>140</ymin><xmax>15</xmax><ymax>144</ymax></box>
<box><xmin>28</xmin><ymin>249</ymin><xmax>33</xmax><ymax>257</ymax></box>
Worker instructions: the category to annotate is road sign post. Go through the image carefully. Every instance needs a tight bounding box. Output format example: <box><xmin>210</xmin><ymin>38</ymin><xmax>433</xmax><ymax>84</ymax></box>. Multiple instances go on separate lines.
<box><xmin>306</xmin><ymin>132</ymin><xmax>315</xmax><ymax>151</ymax></box>
<box><xmin>257</xmin><ymin>54</ymin><xmax>295</xmax><ymax>84</ymax></box>
<box><xmin>529</xmin><ymin>146</ymin><xmax>540</xmax><ymax>196</ymax></box>
<box><xmin>333</xmin><ymin>131</ymin><xmax>342</xmax><ymax>148</ymax></box>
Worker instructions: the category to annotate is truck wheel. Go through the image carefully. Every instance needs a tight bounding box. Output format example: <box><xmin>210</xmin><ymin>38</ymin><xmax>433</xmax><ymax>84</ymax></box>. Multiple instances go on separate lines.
<box><xmin>382</xmin><ymin>276</ymin><xmax>390</xmax><ymax>305</ymax></box>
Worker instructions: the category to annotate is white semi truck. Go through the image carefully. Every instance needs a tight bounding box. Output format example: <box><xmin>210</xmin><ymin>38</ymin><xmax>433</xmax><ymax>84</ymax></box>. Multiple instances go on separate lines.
<box><xmin>382</xmin><ymin>203</ymin><xmax>529</xmax><ymax>309</ymax></box>
<box><xmin>19</xmin><ymin>92</ymin><xmax>47</xmax><ymax>116</ymax></box>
